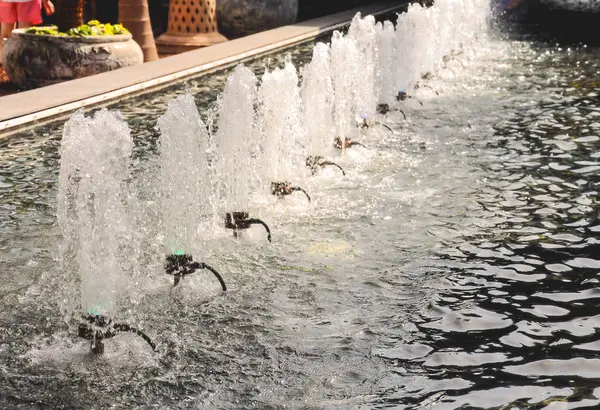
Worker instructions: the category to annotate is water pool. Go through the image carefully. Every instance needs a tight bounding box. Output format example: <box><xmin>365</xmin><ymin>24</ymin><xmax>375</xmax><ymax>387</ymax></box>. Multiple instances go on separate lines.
<box><xmin>3</xmin><ymin>6</ymin><xmax>600</xmax><ymax>410</ymax></box>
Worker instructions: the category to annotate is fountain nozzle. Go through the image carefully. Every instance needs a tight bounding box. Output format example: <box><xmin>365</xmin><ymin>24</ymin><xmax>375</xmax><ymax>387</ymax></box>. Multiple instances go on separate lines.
<box><xmin>271</xmin><ymin>181</ymin><xmax>311</xmax><ymax>203</ymax></box>
<box><xmin>396</xmin><ymin>90</ymin><xmax>423</xmax><ymax>106</ymax></box>
<box><xmin>376</xmin><ymin>104</ymin><xmax>406</xmax><ymax>120</ymax></box>
<box><xmin>334</xmin><ymin>137</ymin><xmax>366</xmax><ymax>150</ymax></box>
<box><xmin>225</xmin><ymin>212</ymin><xmax>272</xmax><ymax>242</ymax></box>
<box><xmin>165</xmin><ymin>253</ymin><xmax>227</xmax><ymax>291</ymax></box>
<box><xmin>77</xmin><ymin>314</ymin><xmax>156</xmax><ymax>355</ymax></box>
<box><xmin>306</xmin><ymin>156</ymin><xmax>345</xmax><ymax>176</ymax></box>
<box><xmin>358</xmin><ymin>117</ymin><xmax>394</xmax><ymax>132</ymax></box>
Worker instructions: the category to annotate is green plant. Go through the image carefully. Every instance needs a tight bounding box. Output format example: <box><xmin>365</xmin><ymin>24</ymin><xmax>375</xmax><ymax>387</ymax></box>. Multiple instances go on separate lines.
<box><xmin>25</xmin><ymin>21</ymin><xmax>130</xmax><ymax>37</ymax></box>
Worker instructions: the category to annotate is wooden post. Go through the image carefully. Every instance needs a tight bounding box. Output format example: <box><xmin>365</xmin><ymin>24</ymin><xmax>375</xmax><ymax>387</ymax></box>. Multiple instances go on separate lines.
<box><xmin>56</xmin><ymin>0</ymin><xmax>86</xmax><ymax>31</ymax></box>
<box><xmin>156</xmin><ymin>0</ymin><xmax>227</xmax><ymax>56</ymax></box>
<box><xmin>119</xmin><ymin>0</ymin><xmax>159</xmax><ymax>61</ymax></box>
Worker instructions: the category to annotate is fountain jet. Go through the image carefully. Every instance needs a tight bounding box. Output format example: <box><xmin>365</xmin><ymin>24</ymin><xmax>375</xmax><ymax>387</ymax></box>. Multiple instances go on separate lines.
<box><xmin>305</xmin><ymin>156</ymin><xmax>345</xmax><ymax>176</ymax></box>
<box><xmin>164</xmin><ymin>253</ymin><xmax>227</xmax><ymax>290</ymax></box>
<box><xmin>215</xmin><ymin>65</ymin><xmax>259</xmax><ymax>222</ymax></box>
<box><xmin>77</xmin><ymin>314</ymin><xmax>156</xmax><ymax>355</ymax></box>
<box><xmin>396</xmin><ymin>90</ymin><xmax>423</xmax><ymax>106</ymax></box>
<box><xmin>358</xmin><ymin>116</ymin><xmax>394</xmax><ymax>132</ymax></box>
<box><xmin>376</xmin><ymin>103</ymin><xmax>407</xmax><ymax>120</ymax></box>
<box><xmin>271</xmin><ymin>181</ymin><xmax>311</xmax><ymax>203</ymax></box>
<box><xmin>334</xmin><ymin>137</ymin><xmax>366</xmax><ymax>150</ymax></box>
<box><xmin>58</xmin><ymin>109</ymin><xmax>146</xmax><ymax>354</ymax></box>
<box><xmin>158</xmin><ymin>92</ymin><xmax>226</xmax><ymax>291</ymax></box>
<box><xmin>225</xmin><ymin>212</ymin><xmax>272</xmax><ymax>242</ymax></box>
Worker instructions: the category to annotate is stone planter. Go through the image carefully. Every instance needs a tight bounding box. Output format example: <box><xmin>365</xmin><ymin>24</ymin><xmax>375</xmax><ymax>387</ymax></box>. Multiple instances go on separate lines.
<box><xmin>2</xmin><ymin>28</ymin><xmax>143</xmax><ymax>89</ymax></box>
<box><xmin>217</xmin><ymin>0</ymin><xmax>298</xmax><ymax>38</ymax></box>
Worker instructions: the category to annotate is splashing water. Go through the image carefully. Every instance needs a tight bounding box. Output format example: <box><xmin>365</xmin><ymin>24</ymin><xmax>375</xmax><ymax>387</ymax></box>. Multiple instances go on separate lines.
<box><xmin>257</xmin><ymin>63</ymin><xmax>307</xmax><ymax>184</ymax></box>
<box><xmin>347</xmin><ymin>13</ymin><xmax>380</xmax><ymax>119</ymax></box>
<box><xmin>1</xmin><ymin>0</ymin><xmax>506</xmax><ymax>406</ymax></box>
<box><xmin>157</xmin><ymin>92</ymin><xmax>212</xmax><ymax>255</ymax></box>
<box><xmin>376</xmin><ymin>20</ymin><xmax>397</xmax><ymax>105</ymax></box>
<box><xmin>330</xmin><ymin>31</ymin><xmax>360</xmax><ymax>143</ymax></box>
<box><xmin>301</xmin><ymin>42</ymin><xmax>335</xmax><ymax>156</ymax></box>
<box><xmin>214</xmin><ymin>65</ymin><xmax>259</xmax><ymax>213</ymax></box>
<box><xmin>57</xmin><ymin>109</ymin><xmax>134</xmax><ymax>318</ymax></box>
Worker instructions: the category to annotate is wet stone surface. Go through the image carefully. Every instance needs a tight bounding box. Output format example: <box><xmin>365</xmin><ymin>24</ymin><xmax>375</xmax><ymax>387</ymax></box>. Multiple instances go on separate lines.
<box><xmin>4</xmin><ymin>25</ymin><xmax>600</xmax><ymax>410</ymax></box>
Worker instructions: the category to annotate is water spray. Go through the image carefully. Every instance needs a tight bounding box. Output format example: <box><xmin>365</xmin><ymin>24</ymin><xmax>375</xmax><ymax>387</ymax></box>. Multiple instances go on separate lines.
<box><xmin>334</xmin><ymin>137</ymin><xmax>366</xmax><ymax>150</ymax></box>
<box><xmin>271</xmin><ymin>181</ymin><xmax>311</xmax><ymax>202</ymax></box>
<box><xmin>165</xmin><ymin>253</ymin><xmax>227</xmax><ymax>290</ymax></box>
<box><xmin>306</xmin><ymin>156</ymin><xmax>346</xmax><ymax>176</ymax></box>
<box><xmin>225</xmin><ymin>212</ymin><xmax>272</xmax><ymax>241</ymax></box>
<box><xmin>77</xmin><ymin>313</ymin><xmax>156</xmax><ymax>355</ymax></box>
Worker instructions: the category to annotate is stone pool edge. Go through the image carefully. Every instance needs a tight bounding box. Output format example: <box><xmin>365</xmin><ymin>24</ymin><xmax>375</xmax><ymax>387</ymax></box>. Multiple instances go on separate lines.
<box><xmin>0</xmin><ymin>1</ymin><xmax>407</xmax><ymax>137</ymax></box>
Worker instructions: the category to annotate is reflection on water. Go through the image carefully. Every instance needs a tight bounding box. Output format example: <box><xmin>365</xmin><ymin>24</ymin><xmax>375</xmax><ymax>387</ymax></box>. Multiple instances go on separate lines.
<box><xmin>4</xmin><ymin>21</ymin><xmax>600</xmax><ymax>410</ymax></box>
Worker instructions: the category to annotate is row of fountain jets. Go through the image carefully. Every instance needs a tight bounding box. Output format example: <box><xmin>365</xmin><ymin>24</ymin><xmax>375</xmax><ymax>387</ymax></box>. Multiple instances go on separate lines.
<box><xmin>57</xmin><ymin>0</ymin><xmax>490</xmax><ymax>354</ymax></box>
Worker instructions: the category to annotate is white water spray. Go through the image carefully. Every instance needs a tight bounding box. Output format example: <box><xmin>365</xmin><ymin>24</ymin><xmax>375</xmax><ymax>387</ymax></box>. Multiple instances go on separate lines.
<box><xmin>157</xmin><ymin>92</ymin><xmax>212</xmax><ymax>255</ymax></box>
<box><xmin>215</xmin><ymin>65</ymin><xmax>259</xmax><ymax>213</ymax></box>
<box><xmin>257</xmin><ymin>63</ymin><xmax>306</xmax><ymax>184</ymax></box>
<box><xmin>347</xmin><ymin>13</ymin><xmax>380</xmax><ymax>119</ymax></box>
<box><xmin>57</xmin><ymin>109</ymin><xmax>134</xmax><ymax>317</ymax></box>
<box><xmin>301</xmin><ymin>42</ymin><xmax>335</xmax><ymax>156</ymax></box>
<box><xmin>330</xmin><ymin>31</ymin><xmax>360</xmax><ymax>142</ymax></box>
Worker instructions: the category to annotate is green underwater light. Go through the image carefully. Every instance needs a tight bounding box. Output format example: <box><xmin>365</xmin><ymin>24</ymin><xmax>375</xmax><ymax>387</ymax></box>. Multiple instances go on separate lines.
<box><xmin>87</xmin><ymin>307</ymin><xmax>102</xmax><ymax>316</ymax></box>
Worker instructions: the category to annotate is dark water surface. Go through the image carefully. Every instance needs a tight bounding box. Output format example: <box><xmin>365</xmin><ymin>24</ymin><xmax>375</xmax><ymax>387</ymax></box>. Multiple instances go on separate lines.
<box><xmin>3</xmin><ymin>22</ymin><xmax>600</xmax><ymax>409</ymax></box>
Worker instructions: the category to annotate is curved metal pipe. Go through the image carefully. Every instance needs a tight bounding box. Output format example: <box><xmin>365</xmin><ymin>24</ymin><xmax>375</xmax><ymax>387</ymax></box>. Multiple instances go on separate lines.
<box><xmin>453</xmin><ymin>58</ymin><xmax>466</xmax><ymax>68</ymax></box>
<box><xmin>165</xmin><ymin>254</ymin><xmax>227</xmax><ymax>292</ymax></box>
<box><xmin>320</xmin><ymin>161</ymin><xmax>346</xmax><ymax>176</ymax></box>
<box><xmin>246</xmin><ymin>218</ymin><xmax>272</xmax><ymax>242</ymax></box>
<box><xmin>198</xmin><ymin>262</ymin><xmax>227</xmax><ymax>292</ymax></box>
<box><xmin>78</xmin><ymin>314</ymin><xmax>156</xmax><ymax>353</ymax></box>
<box><xmin>421</xmin><ymin>84</ymin><xmax>439</xmax><ymax>95</ymax></box>
<box><xmin>349</xmin><ymin>141</ymin><xmax>366</xmax><ymax>149</ymax></box>
<box><xmin>112</xmin><ymin>323</ymin><xmax>157</xmax><ymax>351</ymax></box>
<box><xmin>374</xmin><ymin>122</ymin><xmax>394</xmax><ymax>132</ymax></box>
<box><xmin>291</xmin><ymin>187</ymin><xmax>311</xmax><ymax>203</ymax></box>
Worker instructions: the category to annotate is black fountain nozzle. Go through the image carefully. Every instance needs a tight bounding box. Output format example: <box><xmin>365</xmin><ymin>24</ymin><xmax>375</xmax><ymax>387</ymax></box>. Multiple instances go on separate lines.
<box><xmin>305</xmin><ymin>156</ymin><xmax>345</xmax><ymax>176</ymax></box>
<box><xmin>443</xmin><ymin>54</ymin><xmax>465</xmax><ymax>68</ymax></box>
<box><xmin>77</xmin><ymin>314</ymin><xmax>156</xmax><ymax>355</ymax></box>
<box><xmin>164</xmin><ymin>253</ymin><xmax>227</xmax><ymax>291</ymax></box>
<box><xmin>225</xmin><ymin>211</ymin><xmax>272</xmax><ymax>242</ymax></box>
<box><xmin>414</xmin><ymin>82</ymin><xmax>439</xmax><ymax>96</ymax></box>
<box><xmin>376</xmin><ymin>103</ymin><xmax>407</xmax><ymax>120</ymax></box>
<box><xmin>270</xmin><ymin>181</ymin><xmax>311</xmax><ymax>203</ymax></box>
<box><xmin>334</xmin><ymin>137</ymin><xmax>366</xmax><ymax>150</ymax></box>
<box><xmin>377</xmin><ymin>103</ymin><xmax>391</xmax><ymax>114</ymax></box>
<box><xmin>396</xmin><ymin>90</ymin><xmax>423</xmax><ymax>106</ymax></box>
<box><xmin>358</xmin><ymin>117</ymin><xmax>394</xmax><ymax>132</ymax></box>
